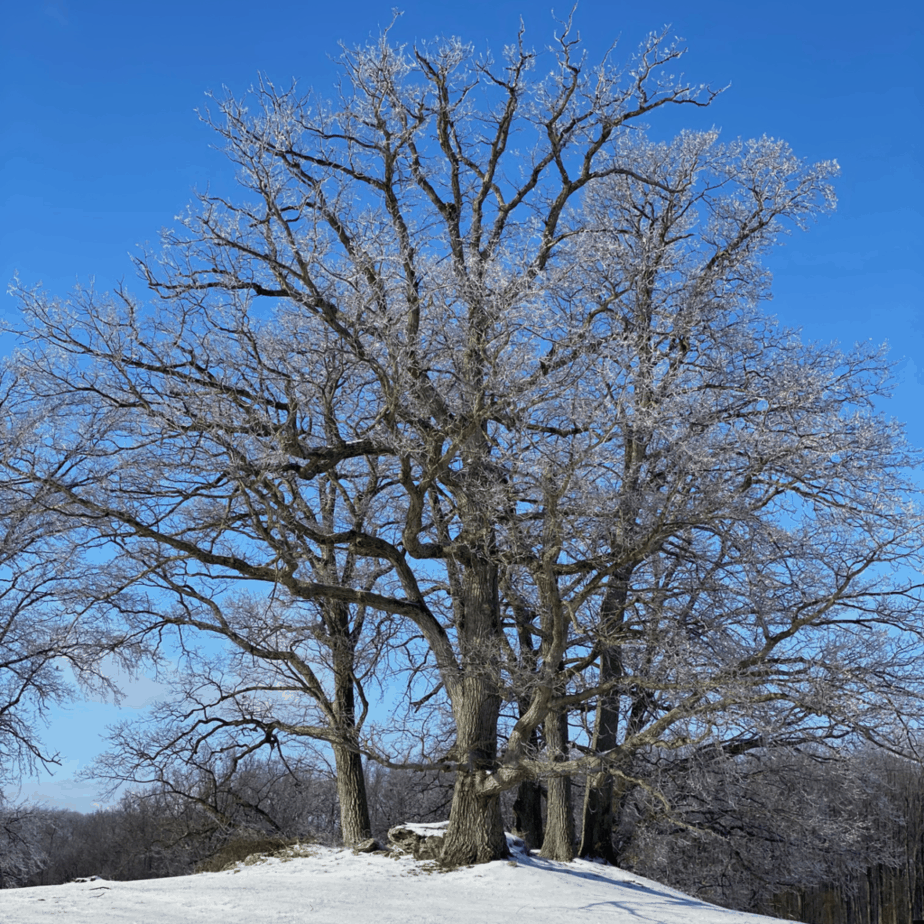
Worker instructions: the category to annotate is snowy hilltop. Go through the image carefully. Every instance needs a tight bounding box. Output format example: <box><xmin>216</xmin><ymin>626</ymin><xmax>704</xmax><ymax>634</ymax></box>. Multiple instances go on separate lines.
<box><xmin>0</xmin><ymin>834</ymin><xmax>795</xmax><ymax>924</ymax></box>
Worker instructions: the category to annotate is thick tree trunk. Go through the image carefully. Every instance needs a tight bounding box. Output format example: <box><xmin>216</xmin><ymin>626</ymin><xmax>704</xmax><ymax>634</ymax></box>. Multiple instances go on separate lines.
<box><xmin>332</xmin><ymin>743</ymin><xmax>372</xmax><ymax>846</ymax></box>
<box><xmin>539</xmin><ymin>706</ymin><xmax>574</xmax><ymax>861</ymax></box>
<box><xmin>442</xmin><ymin>770</ymin><xmax>508</xmax><ymax>866</ymax></box>
<box><xmin>440</xmin><ymin>668</ymin><xmax>509</xmax><ymax>865</ymax></box>
<box><xmin>440</xmin><ymin>556</ymin><xmax>509</xmax><ymax>866</ymax></box>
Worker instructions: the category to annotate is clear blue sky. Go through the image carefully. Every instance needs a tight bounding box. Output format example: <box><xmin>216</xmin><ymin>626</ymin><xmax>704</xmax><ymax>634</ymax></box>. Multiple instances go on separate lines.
<box><xmin>1</xmin><ymin>0</ymin><xmax>921</xmax><ymax>811</ymax></box>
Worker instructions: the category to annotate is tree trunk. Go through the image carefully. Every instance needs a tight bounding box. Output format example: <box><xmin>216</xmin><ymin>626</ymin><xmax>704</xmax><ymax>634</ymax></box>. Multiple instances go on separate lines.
<box><xmin>579</xmin><ymin>771</ymin><xmax>616</xmax><ymax>864</ymax></box>
<box><xmin>442</xmin><ymin>769</ymin><xmax>508</xmax><ymax>866</ymax></box>
<box><xmin>578</xmin><ymin>656</ymin><xmax>620</xmax><ymax>863</ymax></box>
<box><xmin>580</xmin><ymin>692</ymin><xmax>643</xmax><ymax>867</ymax></box>
<box><xmin>329</xmin><ymin>601</ymin><xmax>372</xmax><ymax>846</ymax></box>
<box><xmin>611</xmin><ymin>774</ymin><xmax>641</xmax><ymax>866</ymax></box>
<box><xmin>332</xmin><ymin>743</ymin><xmax>372</xmax><ymax>846</ymax></box>
<box><xmin>440</xmin><ymin>665</ymin><xmax>508</xmax><ymax>865</ymax></box>
<box><xmin>540</xmin><ymin>706</ymin><xmax>574</xmax><ymax>861</ymax></box>
<box><xmin>579</xmin><ymin>574</ymin><xmax>630</xmax><ymax>864</ymax></box>
<box><xmin>440</xmin><ymin>556</ymin><xmax>508</xmax><ymax>866</ymax></box>
<box><xmin>507</xmin><ymin>584</ymin><xmax>543</xmax><ymax>852</ymax></box>
<box><xmin>511</xmin><ymin>776</ymin><xmax>543</xmax><ymax>851</ymax></box>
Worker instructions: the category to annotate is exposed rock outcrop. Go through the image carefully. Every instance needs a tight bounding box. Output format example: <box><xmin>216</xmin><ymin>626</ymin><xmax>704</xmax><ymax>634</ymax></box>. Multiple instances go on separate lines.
<box><xmin>386</xmin><ymin>822</ymin><xmax>449</xmax><ymax>860</ymax></box>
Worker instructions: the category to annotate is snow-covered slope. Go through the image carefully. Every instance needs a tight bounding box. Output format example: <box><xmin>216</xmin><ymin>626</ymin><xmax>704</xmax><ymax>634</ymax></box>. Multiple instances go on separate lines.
<box><xmin>0</xmin><ymin>837</ymin><xmax>797</xmax><ymax>924</ymax></box>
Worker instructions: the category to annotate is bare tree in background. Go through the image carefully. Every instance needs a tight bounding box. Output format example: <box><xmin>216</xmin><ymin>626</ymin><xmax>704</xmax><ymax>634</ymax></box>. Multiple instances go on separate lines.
<box><xmin>0</xmin><ymin>798</ymin><xmax>46</xmax><ymax>888</ymax></box>
<box><xmin>0</xmin><ymin>429</ymin><xmax>133</xmax><ymax>886</ymax></box>
<box><xmin>4</xmin><ymin>12</ymin><xmax>924</xmax><ymax>868</ymax></box>
<box><xmin>0</xmin><ymin>418</ymin><xmax>127</xmax><ymax>788</ymax></box>
<box><xmin>0</xmin><ymin>500</ymin><xmax>72</xmax><ymax>782</ymax></box>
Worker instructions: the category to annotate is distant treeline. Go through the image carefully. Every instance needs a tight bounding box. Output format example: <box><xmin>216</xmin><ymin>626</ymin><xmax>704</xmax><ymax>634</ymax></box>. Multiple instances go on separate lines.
<box><xmin>0</xmin><ymin>764</ymin><xmax>453</xmax><ymax>888</ymax></box>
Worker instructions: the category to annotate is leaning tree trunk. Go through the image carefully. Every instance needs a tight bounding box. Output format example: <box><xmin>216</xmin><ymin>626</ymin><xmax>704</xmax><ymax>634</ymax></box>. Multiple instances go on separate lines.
<box><xmin>540</xmin><ymin>702</ymin><xmax>575</xmax><ymax>861</ymax></box>
<box><xmin>440</xmin><ymin>557</ymin><xmax>509</xmax><ymax>866</ymax></box>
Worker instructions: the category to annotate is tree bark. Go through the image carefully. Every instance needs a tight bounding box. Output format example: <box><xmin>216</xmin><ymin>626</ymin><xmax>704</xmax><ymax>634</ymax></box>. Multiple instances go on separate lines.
<box><xmin>611</xmin><ymin>774</ymin><xmax>641</xmax><ymax>866</ymax></box>
<box><xmin>506</xmin><ymin>581</ymin><xmax>544</xmax><ymax>851</ymax></box>
<box><xmin>580</xmin><ymin>693</ymin><xmax>647</xmax><ymax>866</ymax></box>
<box><xmin>578</xmin><ymin>650</ymin><xmax>621</xmax><ymax>863</ymax></box>
<box><xmin>511</xmin><ymin>775</ymin><xmax>543</xmax><ymax>851</ymax></box>
<box><xmin>442</xmin><ymin>768</ymin><xmax>508</xmax><ymax>866</ymax></box>
<box><xmin>440</xmin><ymin>556</ymin><xmax>509</xmax><ymax>866</ymax></box>
<box><xmin>440</xmin><ymin>663</ymin><xmax>509</xmax><ymax>864</ymax></box>
<box><xmin>579</xmin><ymin>572</ymin><xmax>631</xmax><ymax>864</ymax></box>
<box><xmin>539</xmin><ymin>705</ymin><xmax>574</xmax><ymax>861</ymax></box>
<box><xmin>332</xmin><ymin>743</ymin><xmax>372</xmax><ymax>846</ymax></box>
<box><xmin>579</xmin><ymin>771</ymin><xmax>617</xmax><ymax>864</ymax></box>
<box><xmin>329</xmin><ymin>599</ymin><xmax>372</xmax><ymax>846</ymax></box>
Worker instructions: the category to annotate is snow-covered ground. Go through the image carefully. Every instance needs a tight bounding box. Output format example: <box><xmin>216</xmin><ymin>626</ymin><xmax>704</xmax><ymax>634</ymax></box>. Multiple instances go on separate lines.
<box><xmin>0</xmin><ymin>834</ymin><xmax>797</xmax><ymax>924</ymax></box>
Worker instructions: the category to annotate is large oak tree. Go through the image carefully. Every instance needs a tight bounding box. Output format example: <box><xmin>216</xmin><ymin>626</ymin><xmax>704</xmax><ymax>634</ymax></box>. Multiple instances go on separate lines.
<box><xmin>4</xmin><ymin>16</ymin><xmax>924</xmax><ymax>865</ymax></box>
